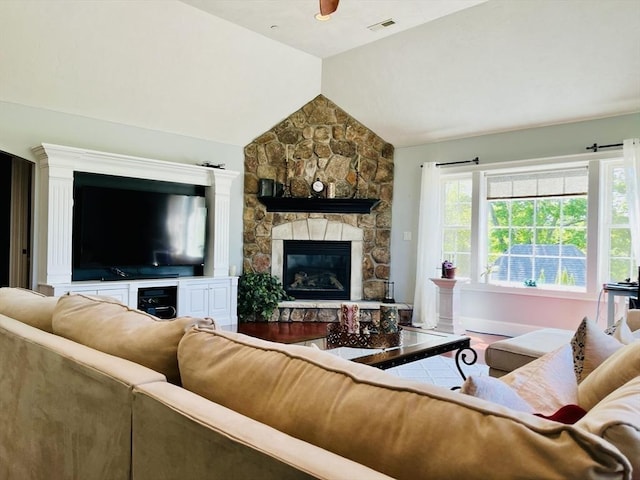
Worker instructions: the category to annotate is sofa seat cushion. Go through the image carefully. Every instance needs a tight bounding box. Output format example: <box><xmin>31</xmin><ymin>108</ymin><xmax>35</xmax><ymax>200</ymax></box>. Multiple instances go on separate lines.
<box><xmin>0</xmin><ymin>287</ymin><xmax>59</xmax><ymax>333</ymax></box>
<box><xmin>177</xmin><ymin>327</ymin><xmax>630</xmax><ymax>480</ymax></box>
<box><xmin>52</xmin><ymin>293</ymin><xmax>213</xmax><ymax>384</ymax></box>
<box><xmin>484</xmin><ymin>328</ymin><xmax>573</xmax><ymax>376</ymax></box>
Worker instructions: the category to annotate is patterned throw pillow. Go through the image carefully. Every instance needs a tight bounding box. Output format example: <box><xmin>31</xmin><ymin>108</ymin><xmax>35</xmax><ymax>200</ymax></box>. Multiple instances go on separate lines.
<box><xmin>570</xmin><ymin>317</ymin><xmax>623</xmax><ymax>383</ymax></box>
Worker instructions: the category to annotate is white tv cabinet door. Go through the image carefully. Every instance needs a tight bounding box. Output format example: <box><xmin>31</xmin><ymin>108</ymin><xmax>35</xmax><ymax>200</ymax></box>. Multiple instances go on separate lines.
<box><xmin>43</xmin><ymin>276</ymin><xmax>238</xmax><ymax>326</ymax></box>
<box><xmin>45</xmin><ymin>283</ymin><xmax>131</xmax><ymax>305</ymax></box>
<box><xmin>179</xmin><ymin>277</ymin><xmax>238</xmax><ymax>327</ymax></box>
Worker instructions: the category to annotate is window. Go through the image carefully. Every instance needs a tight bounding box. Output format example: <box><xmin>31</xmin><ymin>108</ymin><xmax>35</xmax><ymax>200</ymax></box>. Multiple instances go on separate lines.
<box><xmin>486</xmin><ymin>168</ymin><xmax>588</xmax><ymax>289</ymax></box>
<box><xmin>602</xmin><ymin>160</ymin><xmax>637</xmax><ymax>282</ymax></box>
<box><xmin>441</xmin><ymin>176</ymin><xmax>472</xmax><ymax>277</ymax></box>
<box><xmin>439</xmin><ymin>156</ymin><xmax>636</xmax><ymax>293</ymax></box>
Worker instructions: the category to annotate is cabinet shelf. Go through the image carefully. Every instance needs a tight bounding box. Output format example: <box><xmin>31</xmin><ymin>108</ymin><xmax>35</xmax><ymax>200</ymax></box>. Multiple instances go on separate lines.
<box><xmin>258</xmin><ymin>197</ymin><xmax>380</xmax><ymax>214</ymax></box>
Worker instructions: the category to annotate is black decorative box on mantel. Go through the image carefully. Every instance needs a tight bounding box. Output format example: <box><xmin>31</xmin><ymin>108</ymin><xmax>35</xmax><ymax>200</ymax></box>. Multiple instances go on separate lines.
<box><xmin>258</xmin><ymin>197</ymin><xmax>380</xmax><ymax>214</ymax></box>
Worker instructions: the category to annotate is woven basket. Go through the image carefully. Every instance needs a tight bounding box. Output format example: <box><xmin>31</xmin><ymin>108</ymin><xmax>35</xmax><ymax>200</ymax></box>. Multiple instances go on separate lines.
<box><xmin>326</xmin><ymin>323</ymin><xmax>402</xmax><ymax>349</ymax></box>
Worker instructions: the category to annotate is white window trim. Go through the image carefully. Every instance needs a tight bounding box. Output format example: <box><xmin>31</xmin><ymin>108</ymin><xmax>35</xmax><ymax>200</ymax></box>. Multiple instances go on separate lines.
<box><xmin>439</xmin><ymin>150</ymin><xmax>622</xmax><ymax>300</ymax></box>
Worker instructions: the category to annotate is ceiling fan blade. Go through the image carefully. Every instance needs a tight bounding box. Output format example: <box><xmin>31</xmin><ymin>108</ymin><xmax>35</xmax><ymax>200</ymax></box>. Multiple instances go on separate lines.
<box><xmin>319</xmin><ymin>0</ymin><xmax>339</xmax><ymax>16</ymax></box>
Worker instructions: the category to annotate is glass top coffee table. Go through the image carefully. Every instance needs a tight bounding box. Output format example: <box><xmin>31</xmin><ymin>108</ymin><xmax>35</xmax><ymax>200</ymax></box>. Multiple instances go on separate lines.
<box><xmin>301</xmin><ymin>326</ymin><xmax>477</xmax><ymax>381</ymax></box>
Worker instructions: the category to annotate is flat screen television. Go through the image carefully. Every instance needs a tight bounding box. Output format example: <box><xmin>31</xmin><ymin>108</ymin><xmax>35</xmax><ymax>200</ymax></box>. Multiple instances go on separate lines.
<box><xmin>72</xmin><ymin>173</ymin><xmax>207</xmax><ymax>281</ymax></box>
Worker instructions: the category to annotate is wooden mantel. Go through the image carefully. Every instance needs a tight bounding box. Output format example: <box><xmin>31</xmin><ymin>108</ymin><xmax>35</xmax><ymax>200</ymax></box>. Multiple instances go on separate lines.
<box><xmin>258</xmin><ymin>197</ymin><xmax>380</xmax><ymax>214</ymax></box>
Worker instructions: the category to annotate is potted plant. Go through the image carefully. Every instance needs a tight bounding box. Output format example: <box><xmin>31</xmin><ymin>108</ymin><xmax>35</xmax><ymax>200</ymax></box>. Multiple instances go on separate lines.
<box><xmin>237</xmin><ymin>272</ymin><xmax>290</xmax><ymax>322</ymax></box>
<box><xmin>481</xmin><ymin>263</ymin><xmax>498</xmax><ymax>283</ymax></box>
<box><xmin>441</xmin><ymin>260</ymin><xmax>456</xmax><ymax>279</ymax></box>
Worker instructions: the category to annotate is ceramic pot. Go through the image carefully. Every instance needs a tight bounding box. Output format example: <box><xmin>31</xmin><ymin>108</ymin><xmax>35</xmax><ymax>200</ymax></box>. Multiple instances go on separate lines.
<box><xmin>444</xmin><ymin>267</ymin><xmax>456</xmax><ymax>279</ymax></box>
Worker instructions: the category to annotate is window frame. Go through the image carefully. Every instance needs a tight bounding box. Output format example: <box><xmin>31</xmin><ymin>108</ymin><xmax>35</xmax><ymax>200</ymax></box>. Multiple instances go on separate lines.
<box><xmin>438</xmin><ymin>151</ymin><xmax>627</xmax><ymax>299</ymax></box>
<box><xmin>599</xmin><ymin>158</ymin><xmax>638</xmax><ymax>283</ymax></box>
<box><xmin>440</xmin><ymin>173</ymin><xmax>473</xmax><ymax>277</ymax></box>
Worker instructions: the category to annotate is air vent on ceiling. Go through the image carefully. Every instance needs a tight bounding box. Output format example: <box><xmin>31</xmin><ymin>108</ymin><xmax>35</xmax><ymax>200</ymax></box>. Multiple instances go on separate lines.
<box><xmin>367</xmin><ymin>18</ymin><xmax>396</xmax><ymax>32</ymax></box>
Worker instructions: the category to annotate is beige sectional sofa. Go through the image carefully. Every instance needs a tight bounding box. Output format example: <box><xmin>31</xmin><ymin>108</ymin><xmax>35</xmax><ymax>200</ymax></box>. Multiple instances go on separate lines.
<box><xmin>0</xmin><ymin>287</ymin><xmax>638</xmax><ymax>479</ymax></box>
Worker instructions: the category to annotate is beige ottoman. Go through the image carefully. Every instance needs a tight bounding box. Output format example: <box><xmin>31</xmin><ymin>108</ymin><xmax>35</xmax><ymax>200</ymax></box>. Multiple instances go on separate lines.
<box><xmin>485</xmin><ymin>328</ymin><xmax>574</xmax><ymax>377</ymax></box>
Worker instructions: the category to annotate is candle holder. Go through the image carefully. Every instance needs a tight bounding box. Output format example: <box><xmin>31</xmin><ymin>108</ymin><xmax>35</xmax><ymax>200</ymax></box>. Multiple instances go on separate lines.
<box><xmin>383</xmin><ymin>281</ymin><xmax>395</xmax><ymax>303</ymax></box>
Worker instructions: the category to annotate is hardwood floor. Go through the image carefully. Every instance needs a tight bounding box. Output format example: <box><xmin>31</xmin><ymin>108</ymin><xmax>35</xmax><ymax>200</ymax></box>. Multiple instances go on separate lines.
<box><xmin>236</xmin><ymin>322</ymin><xmax>508</xmax><ymax>365</ymax></box>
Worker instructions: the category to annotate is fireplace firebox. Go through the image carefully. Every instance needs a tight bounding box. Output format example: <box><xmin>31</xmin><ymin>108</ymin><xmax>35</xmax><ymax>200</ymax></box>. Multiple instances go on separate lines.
<box><xmin>283</xmin><ymin>240</ymin><xmax>351</xmax><ymax>300</ymax></box>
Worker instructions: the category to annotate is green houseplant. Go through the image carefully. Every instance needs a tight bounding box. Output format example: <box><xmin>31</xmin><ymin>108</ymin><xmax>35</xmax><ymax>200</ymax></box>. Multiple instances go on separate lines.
<box><xmin>237</xmin><ymin>272</ymin><xmax>290</xmax><ymax>322</ymax></box>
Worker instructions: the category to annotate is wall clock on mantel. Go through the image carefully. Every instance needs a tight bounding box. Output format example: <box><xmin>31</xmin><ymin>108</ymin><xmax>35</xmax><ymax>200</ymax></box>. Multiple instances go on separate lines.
<box><xmin>311</xmin><ymin>178</ymin><xmax>325</xmax><ymax>197</ymax></box>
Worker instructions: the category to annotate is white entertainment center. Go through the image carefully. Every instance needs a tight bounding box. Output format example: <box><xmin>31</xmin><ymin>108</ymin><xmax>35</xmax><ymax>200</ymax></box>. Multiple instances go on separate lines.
<box><xmin>33</xmin><ymin>143</ymin><xmax>240</xmax><ymax>326</ymax></box>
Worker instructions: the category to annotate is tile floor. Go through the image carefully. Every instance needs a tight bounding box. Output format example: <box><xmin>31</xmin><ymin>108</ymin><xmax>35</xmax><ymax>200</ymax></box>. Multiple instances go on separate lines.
<box><xmin>386</xmin><ymin>354</ymin><xmax>489</xmax><ymax>389</ymax></box>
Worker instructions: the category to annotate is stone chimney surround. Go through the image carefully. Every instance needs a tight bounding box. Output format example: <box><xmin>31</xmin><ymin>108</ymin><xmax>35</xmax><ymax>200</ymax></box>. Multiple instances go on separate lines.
<box><xmin>243</xmin><ymin>94</ymin><xmax>394</xmax><ymax>303</ymax></box>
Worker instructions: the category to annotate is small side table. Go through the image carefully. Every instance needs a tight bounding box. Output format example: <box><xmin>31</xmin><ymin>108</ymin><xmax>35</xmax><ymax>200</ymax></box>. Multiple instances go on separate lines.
<box><xmin>603</xmin><ymin>286</ymin><xmax>638</xmax><ymax>327</ymax></box>
<box><xmin>430</xmin><ymin>278</ymin><xmax>466</xmax><ymax>334</ymax></box>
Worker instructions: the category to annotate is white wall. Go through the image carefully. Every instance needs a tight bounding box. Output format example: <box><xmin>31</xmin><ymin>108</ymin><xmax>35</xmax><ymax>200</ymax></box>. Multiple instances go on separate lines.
<box><xmin>391</xmin><ymin>113</ymin><xmax>640</xmax><ymax>334</ymax></box>
<box><xmin>0</xmin><ymin>0</ymin><xmax>321</xmax><ymax>147</ymax></box>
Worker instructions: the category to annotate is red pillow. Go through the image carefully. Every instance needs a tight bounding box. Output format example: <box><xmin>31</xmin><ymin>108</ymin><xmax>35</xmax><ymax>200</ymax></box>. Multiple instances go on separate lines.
<box><xmin>534</xmin><ymin>404</ymin><xmax>587</xmax><ymax>424</ymax></box>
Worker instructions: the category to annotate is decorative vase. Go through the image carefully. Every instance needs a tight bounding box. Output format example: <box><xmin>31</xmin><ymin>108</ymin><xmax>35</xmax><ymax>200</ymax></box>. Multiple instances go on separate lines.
<box><xmin>379</xmin><ymin>304</ymin><xmax>399</xmax><ymax>333</ymax></box>
<box><xmin>340</xmin><ymin>303</ymin><xmax>360</xmax><ymax>334</ymax></box>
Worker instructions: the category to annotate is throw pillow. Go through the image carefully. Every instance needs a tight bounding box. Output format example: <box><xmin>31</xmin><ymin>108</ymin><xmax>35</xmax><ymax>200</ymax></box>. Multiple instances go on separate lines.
<box><xmin>460</xmin><ymin>375</ymin><xmax>534</xmax><ymax>413</ymax></box>
<box><xmin>578</xmin><ymin>339</ymin><xmax>640</xmax><ymax>410</ymax></box>
<box><xmin>52</xmin><ymin>293</ymin><xmax>214</xmax><ymax>384</ymax></box>
<box><xmin>0</xmin><ymin>287</ymin><xmax>59</xmax><ymax>333</ymax></box>
<box><xmin>570</xmin><ymin>316</ymin><xmax>622</xmax><ymax>382</ymax></box>
<box><xmin>576</xmin><ymin>376</ymin><xmax>640</xmax><ymax>476</ymax></box>
<box><xmin>612</xmin><ymin>316</ymin><xmax>635</xmax><ymax>344</ymax></box>
<box><xmin>501</xmin><ymin>343</ymin><xmax>578</xmax><ymax>415</ymax></box>
<box><xmin>534</xmin><ymin>404</ymin><xmax>587</xmax><ymax>425</ymax></box>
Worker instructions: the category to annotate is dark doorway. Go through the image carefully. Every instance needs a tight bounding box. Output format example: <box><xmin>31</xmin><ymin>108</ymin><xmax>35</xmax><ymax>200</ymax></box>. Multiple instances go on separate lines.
<box><xmin>0</xmin><ymin>152</ymin><xmax>32</xmax><ymax>288</ymax></box>
<box><xmin>0</xmin><ymin>153</ymin><xmax>10</xmax><ymax>286</ymax></box>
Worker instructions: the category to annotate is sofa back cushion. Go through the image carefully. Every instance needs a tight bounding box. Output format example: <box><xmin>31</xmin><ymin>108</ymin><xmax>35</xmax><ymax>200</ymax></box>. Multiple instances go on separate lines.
<box><xmin>0</xmin><ymin>287</ymin><xmax>58</xmax><ymax>333</ymax></box>
<box><xmin>177</xmin><ymin>327</ymin><xmax>630</xmax><ymax>480</ymax></box>
<box><xmin>578</xmin><ymin>339</ymin><xmax>640</xmax><ymax>410</ymax></box>
<box><xmin>576</xmin><ymin>376</ymin><xmax>640</xmax><ymax>477</ymax></box>
<box><xmin>52</xmin><ymin>293</ymin><xmax>213</xmax><ymax>384</ymax></box>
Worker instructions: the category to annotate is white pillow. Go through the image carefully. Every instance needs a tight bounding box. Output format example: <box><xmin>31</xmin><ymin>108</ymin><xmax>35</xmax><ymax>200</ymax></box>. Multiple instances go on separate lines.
<box><xmin>612</xmin><ymin>316</ymin><xmax>635</xmax><ymax>344</ymax></box>
<box><xmin>461</xmin><ymin>375</ymin><xmax>534</xmax><ymax>413</ymax></box>
<box><xmin>501</xmin><ymin>344</ymin><xmax>578</xmax><ymax>415</ymax></box>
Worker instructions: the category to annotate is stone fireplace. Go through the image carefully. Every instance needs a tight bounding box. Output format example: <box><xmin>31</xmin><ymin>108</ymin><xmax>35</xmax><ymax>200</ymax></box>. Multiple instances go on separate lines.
<box><xmin>243</xmin><ymin>95</ymin><xmax>394</xmax><ymax>307</ymax></box>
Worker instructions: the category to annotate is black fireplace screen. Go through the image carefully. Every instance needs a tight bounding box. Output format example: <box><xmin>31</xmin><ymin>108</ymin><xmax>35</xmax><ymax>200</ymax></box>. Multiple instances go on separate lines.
<box><xmin>283</xmin><ymin>240</ymin><xmax>351</xmax><ymax>300</ymax></box>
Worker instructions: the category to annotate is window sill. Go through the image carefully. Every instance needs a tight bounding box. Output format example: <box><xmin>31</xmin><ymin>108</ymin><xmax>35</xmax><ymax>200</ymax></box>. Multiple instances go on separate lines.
<box><xmin>460</xmin><ymin>280</ymin><xmax>597</xmax><ymax>301</ymax></box>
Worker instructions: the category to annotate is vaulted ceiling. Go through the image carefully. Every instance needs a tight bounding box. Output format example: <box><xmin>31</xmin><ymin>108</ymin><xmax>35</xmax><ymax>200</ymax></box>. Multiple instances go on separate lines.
<box><xmin>1</xmin><ymin>0</ymin><xmax>638</xmax><ymax>148</ymax></box>
<box><xmin>184</xmin><ymin>0</ymin><xmax>640</xmax><ymax>146</ymax></box>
